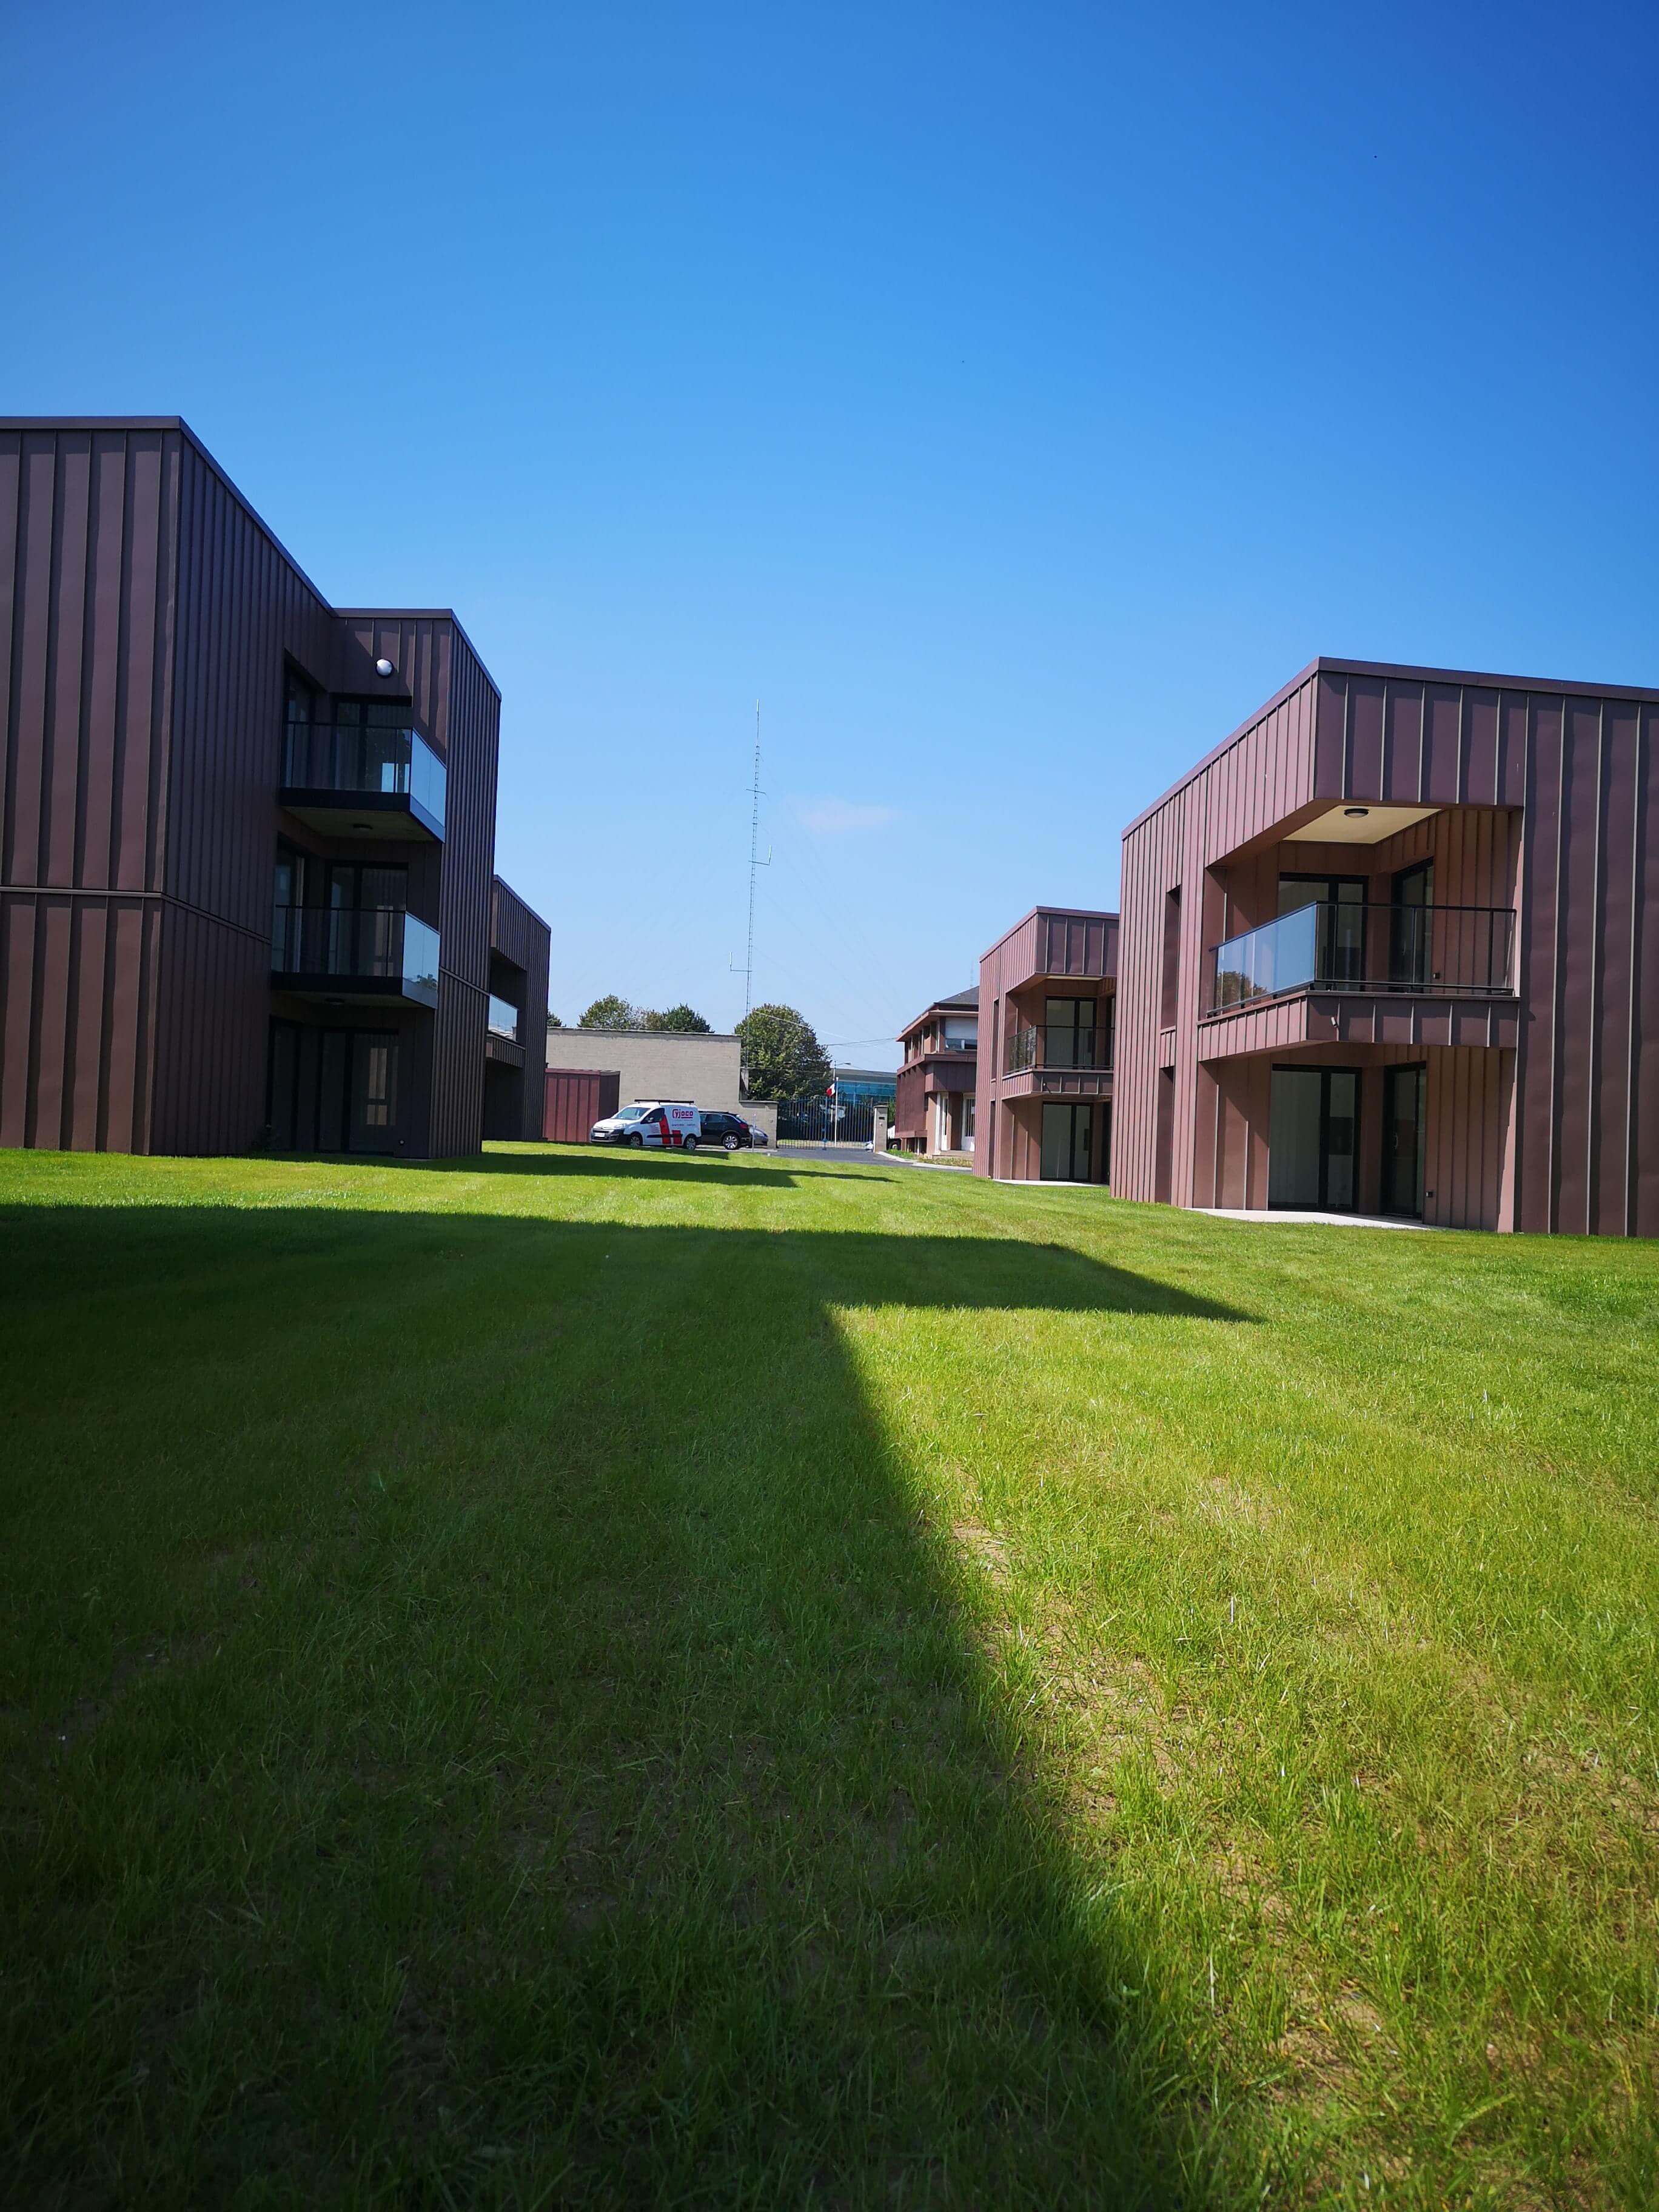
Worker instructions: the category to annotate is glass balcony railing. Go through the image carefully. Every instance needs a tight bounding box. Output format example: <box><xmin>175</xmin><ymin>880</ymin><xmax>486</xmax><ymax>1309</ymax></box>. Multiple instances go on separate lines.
<box><xmin>271</xmin><ymin>905</ymin><xmax>440</xmax><ymax>1010</ymax></box>
<box><xmin>1206</xmin><ymin>902</ymin><xmax>1516</xmax><ymax>1016</ymax></box>
<box><xmin>1004</xmin><ymin>1025</ymin><xmax>1114</xmax><ymax>1076</ymax></box>
<box><xmin>487</xmin><ymin>995</ymin><xmax>520</xmax><ymax>1042</ymax></box>
<box><xmin>281</xmin><ymin>723</ymin><xmax>446</xmax><ymax>834</ymax></box>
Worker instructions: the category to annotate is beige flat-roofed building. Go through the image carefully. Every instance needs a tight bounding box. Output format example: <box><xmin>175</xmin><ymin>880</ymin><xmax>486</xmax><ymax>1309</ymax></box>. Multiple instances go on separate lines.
<box><xmin>543</xmin><ymin>1026</ymin><xmax>777</xmax><ymax>1139</ymax></box>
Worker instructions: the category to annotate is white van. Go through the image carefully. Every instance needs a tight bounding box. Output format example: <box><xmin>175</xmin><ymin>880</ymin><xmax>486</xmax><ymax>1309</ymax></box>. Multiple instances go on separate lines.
<box><xmin>589</xmin><ymin>1099</ymin><xmax>703</xmax><ymax>1151</ymax></box>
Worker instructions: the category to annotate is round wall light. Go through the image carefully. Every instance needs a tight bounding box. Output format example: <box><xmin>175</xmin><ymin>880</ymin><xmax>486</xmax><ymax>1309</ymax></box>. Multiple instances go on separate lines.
<box><xmin>1343</xmin><ymin>806</ymin><xmax>1370</xmax><ymax>818</ymax></box>
<box><xmin>374</xmin><ymin>657</ymin><xmax>395</xmax><ymax>678</ymax></box>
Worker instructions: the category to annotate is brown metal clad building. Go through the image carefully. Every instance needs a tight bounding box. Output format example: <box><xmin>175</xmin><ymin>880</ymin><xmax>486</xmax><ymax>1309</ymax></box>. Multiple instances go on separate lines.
<box><xmin>974</xmin><ymin>908</ymin><xmax>1118</xmax><ymax>1184</ymax></box>
<box><xmin>1</xmin><ymin>417</ymin><xmax>549</xmax><ymax>1161</ymax></box>
<box><xmin>484</xmin><ymin>876</ymin><xmax>552</xmax><ymax>1142</ymax></box>
<box><xmin>1114</xmin><ymin>657</ymin><xmax>1658</xmax><ymax>1235</ymax></box>
<box><xmin>894</xmin><ymin>985</ymin><xmax>978</xmax><ymax>1154</ymax></box>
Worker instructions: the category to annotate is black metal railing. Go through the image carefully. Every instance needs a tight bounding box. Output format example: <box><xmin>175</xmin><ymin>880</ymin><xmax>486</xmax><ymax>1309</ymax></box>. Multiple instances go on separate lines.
<box><xmin>1004</xmin><ymin>1024</ymin><xmax>1114</xmax><ymax>1076</ymax></box>
<box><xmin>1205</xmin><ymin>901</ymin><xmax>1516</xmax><ymax>1016</ymax></box>
<box><xmin>281</xmin><ymin>723</ymin><xmax>446</xmax><ymax>832</ymax></box>
<box><xmin>271</xmin><ymin>904</ymin><xmax>440</xmax><ymax>1008</ymax></box>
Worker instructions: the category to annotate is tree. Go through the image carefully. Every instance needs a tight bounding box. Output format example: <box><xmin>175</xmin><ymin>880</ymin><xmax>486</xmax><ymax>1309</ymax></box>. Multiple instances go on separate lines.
<box><xmin>643</xmin><ymin>1004</ymin><xmax>711</xmax><ymax>1033</ymax></box>
<box><xmin>548</xmin><ymin>1011</ymin><xmax>563</xmax><ymax>1029</ymax></box>
<box><xmin>578</xmin><ymin>994</ymin><xmax>642</xmax><ymax>1031</ymax></box>
<box><xmin>736</xmin><ymin>1004</ymin><xmax>830</xmax><ymax>1100</ymax></box>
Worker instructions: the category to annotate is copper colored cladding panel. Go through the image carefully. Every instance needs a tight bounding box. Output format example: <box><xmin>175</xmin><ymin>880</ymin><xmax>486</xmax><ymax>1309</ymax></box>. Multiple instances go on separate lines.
<box><xmin>893</xmin><ymin>1060</ymin><xmax>927</xmax><ymax>1139</ymax></box>
<box><xmin>1</xmin><ymin>417</ymin><xmax>526</xmax><ymax>1161</ymax></box>
<box><xmin>1202</xmin><ymin>1045</ymin><xmax>1511</xmax><ymax>1228</ymax></box>
<box><xmin>1</xmin><ymin>428</ymin><xmax>177</xmax><ymax>899</ymax></box>
<box><xmin>169</xmin><ymin>437</ymin><xmax>334</xmax><ymax>936</ymax></box>
<box><xmin>149</xmin><ymin>908</ymin><xmax>272</xmax><ymax>1155</ymax></box>
<box><xmin>0</xmin><ymin>892</ymin><xmax>160</xmax><ymax>1151</ymax></box>
<box><xmin>409</xmin><ymin>614</ymin><xmax>500</xmax><ymax>1159</ymax></box>
<box><xmin>491</xmin><ymin>875</ymin><xmax>552</xmax><ymax>1141</ymax></box>
<box><xmin>545</xmin><ymin>1068</ymin><xmax>619</xmax><ymax>1142</ymax></box>
<box><xmin>1117</xmin><ymin>657</ymin><xmax>1659</xmax><ymax>1236</ymax></box>
<box><xmin>893</xmin><ymin>1054</ymin><xmax>976</xmax><ymax>1141</ymax></box>
<box><xmin>974</xmin><ymin>905</ymin><xmax>1117</xmax><ymax>1182</ymax></box>
<box><xmin>0</xmin><ymin>426</ymin><xmax>180</xmax><ymax>1151</ymax></box>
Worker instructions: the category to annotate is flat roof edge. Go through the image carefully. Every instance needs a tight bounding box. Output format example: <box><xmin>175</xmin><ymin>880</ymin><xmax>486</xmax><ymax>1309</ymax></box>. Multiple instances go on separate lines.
<box><xmin>0</xmin><ymin>417</ymin><xmax>501</xmax><ymax>698</ymax></box>
<box><xmin>492</xmin><ymin>874</ymin><xmax>552</xmax><ymax>934</ymax></box>
<box><xmin>1</xmin><ymin>415</ymin><xmax>188</xmax><ymax>431</ymax></box>
<box><xmin>979</xmin><ymin>903</ymin><xmax>1119</xmax><ymax>964</ymax></box>
<box><xmin>1122</xmin><ymin>654</ymin><xmax>1659</xmax><ymax>840</ymax></box>
<box><xmin>896</xmin><ymin>993</ymin><xmax>979</xmax><ymax>1041</ymax></box>
<box><xmin>550</xmin><ymin>1027</ymin><xmax>744</xmax><ymax>1044</ymax></box>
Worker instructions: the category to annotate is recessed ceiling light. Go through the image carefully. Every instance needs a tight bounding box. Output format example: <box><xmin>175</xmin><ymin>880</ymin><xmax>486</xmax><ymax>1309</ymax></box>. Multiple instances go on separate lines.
<box><xmin>353</xmin><ymin>822</ymin><xmax>372</xmax><ymax>832</ymax></box>
<box><xmin>1344</xmin><ymin>806</ymin><xmax>1370</xmax><ymax>817</ymax></box>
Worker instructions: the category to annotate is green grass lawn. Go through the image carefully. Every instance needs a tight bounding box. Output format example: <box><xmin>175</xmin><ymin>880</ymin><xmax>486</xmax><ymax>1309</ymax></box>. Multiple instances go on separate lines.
<box><xmin>3</xmin><ymin>1144</ymin><xmax>1657</xmax><ymax>2209</ymax></box>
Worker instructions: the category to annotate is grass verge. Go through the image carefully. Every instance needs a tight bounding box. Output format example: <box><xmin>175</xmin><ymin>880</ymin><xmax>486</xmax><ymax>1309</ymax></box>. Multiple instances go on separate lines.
<box><xmin>2</xmin><ymin>1142</ymin><xmax>1656</xmax><ymax>2207</ymax></box>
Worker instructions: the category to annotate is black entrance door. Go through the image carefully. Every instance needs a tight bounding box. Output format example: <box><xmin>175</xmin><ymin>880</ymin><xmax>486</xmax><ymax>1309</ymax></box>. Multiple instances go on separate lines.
<box><xmin>1040</xmin><ymin>1101</ymin><xmax>1093</xmax><ymax>1182</ymax></box>
<box><xmin>1381</xmin><ymin>1064</ymin><xmax>1427</xmax><ymax>1218</ymax></box>
<box><xmin>265</xmin><ymin>1020</ymin><xmax>401</xmax><ymax>1154</ymax></box>
<box><xmin>1268</xmin><ymin>1067</ymin><xmax>1359</xmax><ymax>1210</ymax></box>
<box><xmin>348</xmin><ymin>1034</ymin><xmax>400</xmax><ymax>1153</ymax></box>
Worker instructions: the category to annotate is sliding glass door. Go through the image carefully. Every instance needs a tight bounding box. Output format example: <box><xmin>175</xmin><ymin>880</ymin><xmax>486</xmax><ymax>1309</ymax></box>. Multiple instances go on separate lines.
<box><xmin>1268</xmin><ymin>1068</ymin><xmax>1359</xmax><ymax>1211</ymax></box>
<box><xmin>1390</xmin><ymin>862</ymin><xmax>1433</xmax><ymax>987</ymax></box>
<box><xmin>1381</xmin><ymin>1064</ymin><xmax>1427</xmax><ymax>1218</ymax></box>
<box><xmin>1041</xmin><ymin>1102</ymin><xmax>1093</xmax><ymax>1182</ymax></box>
<box><xmin>1044</xmin><ymin>997</ymin><xmax>1098</xmax><ymax>1068</ymax></box>
<box><xmin>1278</xmin><ymin>874</ymin><xmax>1366</xmax><ymax>986</ymax></box>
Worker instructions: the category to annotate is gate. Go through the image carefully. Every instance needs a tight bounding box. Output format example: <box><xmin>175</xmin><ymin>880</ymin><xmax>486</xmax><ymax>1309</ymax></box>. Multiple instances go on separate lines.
<box><xmin>774</xmin><ymin>1096</ymin><xmax>877</xmax><ymax>1144</ymax></box>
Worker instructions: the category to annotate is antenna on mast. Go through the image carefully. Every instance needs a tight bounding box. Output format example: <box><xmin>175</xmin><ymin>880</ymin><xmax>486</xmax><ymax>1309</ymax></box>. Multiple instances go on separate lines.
<box><xmin>730</xmin><ymin>698</ymin><xmax>769</xmax><ymax>1017</ymax></box>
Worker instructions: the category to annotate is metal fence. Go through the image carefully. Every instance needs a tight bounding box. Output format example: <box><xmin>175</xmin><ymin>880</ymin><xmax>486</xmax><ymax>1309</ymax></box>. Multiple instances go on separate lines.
<box><xmin>774</xmin><ymin>1098</ymin><xmax>878</xmax><ymax>1144</ymax></box>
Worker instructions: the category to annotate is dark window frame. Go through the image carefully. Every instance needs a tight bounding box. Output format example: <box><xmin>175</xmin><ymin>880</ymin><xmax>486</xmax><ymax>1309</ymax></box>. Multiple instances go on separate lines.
<box><xmin>1267</xmin><ymin>1063</ymin><xmax>1362</xmax><ymax>1213</ymax></box>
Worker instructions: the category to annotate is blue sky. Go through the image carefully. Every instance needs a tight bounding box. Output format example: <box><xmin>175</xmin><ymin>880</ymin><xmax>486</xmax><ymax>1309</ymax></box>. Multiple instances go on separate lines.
<box><xmin>4</xmin><ymin>2</ymin><xmax>1655</xmax><ymax>1065</ymax></box>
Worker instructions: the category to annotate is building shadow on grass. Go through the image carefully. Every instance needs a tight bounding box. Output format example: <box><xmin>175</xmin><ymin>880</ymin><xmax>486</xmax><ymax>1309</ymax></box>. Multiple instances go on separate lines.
<box><xmin>4</xmin><ymin>1201</ymin><xmax>1256</xmax><ymax>2205</ymax></box>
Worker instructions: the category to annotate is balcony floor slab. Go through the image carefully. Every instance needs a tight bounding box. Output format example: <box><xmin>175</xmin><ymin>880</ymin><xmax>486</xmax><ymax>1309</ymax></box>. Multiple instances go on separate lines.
<box><xmin>1198</xmin><ymin>990</ymin><xmax>1517</xmax><ymax>1060</ymax></box>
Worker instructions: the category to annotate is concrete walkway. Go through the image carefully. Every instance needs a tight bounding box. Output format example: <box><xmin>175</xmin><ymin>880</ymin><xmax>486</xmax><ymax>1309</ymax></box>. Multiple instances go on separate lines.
<box><xmin>1195</xmin><ymin>1207</ymin><xmax>1436</xmax><ymax>1230</ymax></box>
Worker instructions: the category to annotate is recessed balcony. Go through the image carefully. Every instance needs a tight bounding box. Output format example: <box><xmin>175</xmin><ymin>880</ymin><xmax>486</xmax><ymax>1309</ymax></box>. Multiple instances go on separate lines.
<box><xmin>1005</xmin><ymin>1024</ymin><xmax>1113</xmax><ymax>1075</ymax></box>
<box><xmin>280</xmin><ymin>723</ymin><xmax>446</xmax><ymax>842</ymax></box>
<box><xmin>271</xmin><ymin>905</ymin><xmax>440</xmax><ymax>1009</ymax></box>
<box><xmin>1205</xmin><ymin>901</ymin><xmax>1516</xmax><ymax>1018</ymax></box>
<box><xmin>999</xmin><ymin>1022</ymin><xmax>1114</xmax><ymax>1099</ymax></box>
<box><xmin>485</xmin><ymin>994</ymin><xmax>526</xmax><ymax>1065</ymax></box>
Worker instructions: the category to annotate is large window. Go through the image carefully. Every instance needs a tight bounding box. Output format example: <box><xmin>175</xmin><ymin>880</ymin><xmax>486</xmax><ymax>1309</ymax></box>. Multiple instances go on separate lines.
<box><xmin>1382</xmin><ymin>1064</ymin><xmax>1427</xmax><ymax>1218</ymax></box>
<box><xmin>1390</xmin><ymin>862</ymin><xmax>1434</xmax><ymax>987</ymax></box>
<box><xmin>1041</xmin><ymin>1101</ymin><xmax>1093</xmax><ymax>1182</ymax></box>
<box><xmin>1279</xmin><ymin>874</ymin><xmax>1366</xmax><ymax>986</ymax></box>
<box><xmin>1268</xmin><ymin>1067</ymin><xmax>1359</xmax><ymax>1211</ymax></box>
<box><xmin>266</xmin><ymin>1020</ymin><xmax>403</xmax><ymax>1155</ymax></box>
<box><xmin>1044</xmin><ymin>997</ymin><xmax>1097</xmax><ymax>1070</ymax></box>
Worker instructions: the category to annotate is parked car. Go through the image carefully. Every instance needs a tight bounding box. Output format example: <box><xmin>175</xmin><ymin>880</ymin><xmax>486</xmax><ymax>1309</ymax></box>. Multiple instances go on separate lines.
<box><xmin>699</xmin><ymin>1111</ymin><xmax>768</xmax><ymax>1151</ymax></box>
<box><xmin>589</xmin><ymin>1101</ymin><xmax>702</xmax><ymax>1149</ymax></box>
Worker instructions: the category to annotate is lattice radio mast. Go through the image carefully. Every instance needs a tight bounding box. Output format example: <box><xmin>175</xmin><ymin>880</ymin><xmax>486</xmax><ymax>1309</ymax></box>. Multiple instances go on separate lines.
<box><xmin>732</xmin><ymin>699</ymin><xmax>769</xmax><ymax>1017</ymax></box>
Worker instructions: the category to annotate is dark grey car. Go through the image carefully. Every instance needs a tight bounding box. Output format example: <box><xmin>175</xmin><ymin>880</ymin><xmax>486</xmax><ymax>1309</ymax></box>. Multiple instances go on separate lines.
<box><xmin>699</xmin><ymin>1111</ymin><xmax>768</xmax><ymax>1151</ymax></box>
